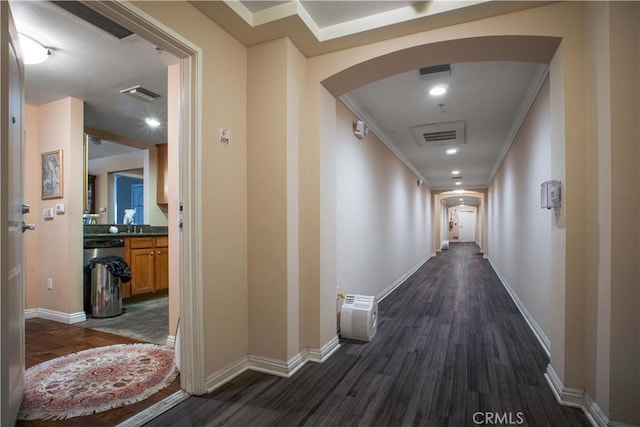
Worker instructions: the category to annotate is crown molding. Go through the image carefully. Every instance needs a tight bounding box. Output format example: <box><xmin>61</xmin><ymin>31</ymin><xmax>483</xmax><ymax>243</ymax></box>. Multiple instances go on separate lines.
<box><xmin>340</xmin><ymin>94</ymin><xmax>429</xmax><ymax>186</ymax></box>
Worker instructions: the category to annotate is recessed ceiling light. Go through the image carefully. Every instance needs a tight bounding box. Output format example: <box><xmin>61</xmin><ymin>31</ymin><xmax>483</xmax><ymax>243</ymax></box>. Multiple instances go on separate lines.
<box><xmin>18</xmin><ymin>34</ymin><xmax>51</xmax><ymax>65</ymax></box>
<box><xmin>145</xmin><ymin>118</ymin><xmax>160</xmax><ymax>127</ymax></box>
<box><xmin>446</xmin><ymin>148</ymin><xmax>458</xmax><ymax>155</ymax></box>
<box><xmin>452</xmin><ymin>170</ymin><xmax>460</xmax><ymax>175</ymax></box>
<box><xmin>429</xmin><ymin>85</ymin><xmax>448</xmax><ymax>96</ymax></box>
<box><xmin>459</xmin><ymin>198</ymin><xmax>463</xmax><ymax>201</ymax></box>
<box><xmin>455</xmin><ymin>182</ymin><xmax>462</xmax><ymax>186</ymax></box>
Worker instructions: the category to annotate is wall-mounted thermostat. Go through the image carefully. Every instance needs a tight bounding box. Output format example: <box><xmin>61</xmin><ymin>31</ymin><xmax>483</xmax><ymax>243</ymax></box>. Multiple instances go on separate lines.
<box><xmin>541</xmin><ymin>180</ymin><xmax>562</xmax><ymax>209</ymax></box>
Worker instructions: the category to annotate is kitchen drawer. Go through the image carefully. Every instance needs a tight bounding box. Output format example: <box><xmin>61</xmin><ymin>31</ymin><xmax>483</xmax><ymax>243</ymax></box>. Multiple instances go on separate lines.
<box><xmin>129</xmin><ymin>237</ymin><xmax>155</xmax><ymax>249</ymax></box>
<box><xmin>155</xmin><ymin>236</ymin><xmax>168</xmax><ymax>247</ymax></box>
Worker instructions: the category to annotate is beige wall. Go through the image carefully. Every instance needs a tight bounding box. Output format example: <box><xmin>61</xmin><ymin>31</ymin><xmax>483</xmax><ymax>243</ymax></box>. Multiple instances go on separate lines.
<box><xmin>102</xmin><ymin>3</ymin><xmax>639</xmax><ymax>422</ymax></box>
<box><xmin>303</xmin><ymin>1</ymin><xmax>635</xmax><ymax>423</ymax></box>
<box><xmin>336</xmin><ymin>101</ymin><xmax>432</xmax><ymax>299</ymax></box>
<box><xmin>487</xmin><ymin>77</ymin><xmax>552</xmax><ymax>347</ymax></box>
<box><xmin>247</xmin><ymin>38</ymin><xmax>289</xmax><ymax>361</ymax></box>
<box><xmin>133</xmin><ymin>1</ymin><xmax>249</xmax><ymax>376</ymax></box>
<box><xmin>583</xmin><ymin>2</ymin><xmax>640</xmax><ymax>423</ymax></box>
<box><xmin>247</xmin><ymin>37</ymin><xmax>307</xmax><ymax>362</ymax></box>
<box><xmin>24</xmin><ymin>97</ymin><xmax>84</xmax><ymax>316</ymax></box>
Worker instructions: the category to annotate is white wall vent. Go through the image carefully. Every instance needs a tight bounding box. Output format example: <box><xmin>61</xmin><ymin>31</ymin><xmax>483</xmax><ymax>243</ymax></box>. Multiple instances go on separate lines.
<box><xmin>411</xmin><ymin>121</ymin><xmax>466</xmax><ymax>147</ymax></box>
<box><xmin>340</xmin><ymin>294</ymin><xmax>377</xmax><ymax>342</ymax></box>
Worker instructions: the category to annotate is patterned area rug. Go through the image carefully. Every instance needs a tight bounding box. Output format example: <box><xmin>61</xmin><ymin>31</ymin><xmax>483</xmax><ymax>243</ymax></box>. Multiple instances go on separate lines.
<box><xmin>18</xmin><ymin>343</ymin><xmax>178</xmax><ymax>421</ymax></box>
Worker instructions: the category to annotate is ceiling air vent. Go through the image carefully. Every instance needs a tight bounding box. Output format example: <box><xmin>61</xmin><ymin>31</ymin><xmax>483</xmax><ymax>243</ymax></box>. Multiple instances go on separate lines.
<box><xmin>411</xmin><ymin>121</ymin><xmax>466</xmax><ymax>147</ymax></box>
<box><xmin>53</xmin><ymin>1</ymin><xmax>134</xmax><ymax>40</ymax></box>
<box><xmin>419</xmin><ymin>64</ymin><xmax>452</xmax><ymax>81</ymax></box>
<box><xmin>120</xmin><ymin>85</ymin><xmax>161</xmax><ymax>102</ymax></box>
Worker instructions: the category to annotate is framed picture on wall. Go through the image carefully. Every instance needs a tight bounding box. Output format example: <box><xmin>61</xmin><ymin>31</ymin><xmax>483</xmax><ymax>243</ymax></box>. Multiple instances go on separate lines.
<box><xmin>41</xmin><ymin>149</ymin><xmax>63</xmax><ymax>199</ymax></box>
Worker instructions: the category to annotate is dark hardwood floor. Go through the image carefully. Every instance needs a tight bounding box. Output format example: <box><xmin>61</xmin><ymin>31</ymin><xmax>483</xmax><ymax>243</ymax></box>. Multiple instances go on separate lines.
<box><xmin>145</xmin><ymin>243</ymin><xmax>590</xmax><ymax>426</ymax></box>
<box><xmin>17</xmin><ymin>318</ymin><xmax>181</xmax><ymax>427</ymax></box>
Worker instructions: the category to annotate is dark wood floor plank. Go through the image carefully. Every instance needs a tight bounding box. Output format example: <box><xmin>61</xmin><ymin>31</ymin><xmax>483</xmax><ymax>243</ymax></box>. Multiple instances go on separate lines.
<box><xmin>146</xmin><ymin>243</ymin><xmax>590</xmax><ymax>426</ymax></box>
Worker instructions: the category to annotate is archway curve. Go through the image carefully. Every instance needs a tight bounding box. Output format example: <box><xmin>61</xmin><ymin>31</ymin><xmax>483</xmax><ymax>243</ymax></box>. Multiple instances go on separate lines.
<box><xmin>322</xmin><ymin>35</ymin><xmax>560</xmax><ymax>97</ymax></box>
<box><xmin>435</xmin><ymin>191</ymin><xmax>485</xmax><ymax>253</ymax></box>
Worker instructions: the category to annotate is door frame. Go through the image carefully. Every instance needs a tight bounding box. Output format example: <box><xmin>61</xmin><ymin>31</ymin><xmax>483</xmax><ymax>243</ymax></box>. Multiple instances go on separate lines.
<box><xmin>86</xmin><ymin>1</ymin><xmax>205</xmax><ymax>395</ymax></box>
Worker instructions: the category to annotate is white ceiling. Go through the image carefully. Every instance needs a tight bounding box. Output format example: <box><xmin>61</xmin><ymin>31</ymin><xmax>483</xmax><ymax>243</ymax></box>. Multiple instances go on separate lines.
<box><xmin>10</xmin><ymin>1</ymin><xmax>547</xmax><ymax>190</ymax></box>
<box><xmin>347</xmin><ymin>61</ymin><xmax>545</xmax><ymax>190</ymax></box>
<box><xmin>10</xmin><ymin>0</ymin><xmax>177</xmax><ymax>152</ymax></box>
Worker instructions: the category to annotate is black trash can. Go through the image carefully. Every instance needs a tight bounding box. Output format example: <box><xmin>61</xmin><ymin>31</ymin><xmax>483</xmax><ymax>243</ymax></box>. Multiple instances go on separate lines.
<box><xmin>89</xmin><ymin>256</ymin><xmax>129</xmax><ymax>318</ymax></box>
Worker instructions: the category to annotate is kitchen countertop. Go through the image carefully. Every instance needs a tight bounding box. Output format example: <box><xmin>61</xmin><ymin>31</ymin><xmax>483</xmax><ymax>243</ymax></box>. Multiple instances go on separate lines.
<box><xmin>83</xmin><ymin>224</ymin><xmax>168</xmax><ymax>238</ymax></box>
<box><xmin>84</xmin><ymin>232</ymin><xmax>168</xmax><ymax>238</ymax></box>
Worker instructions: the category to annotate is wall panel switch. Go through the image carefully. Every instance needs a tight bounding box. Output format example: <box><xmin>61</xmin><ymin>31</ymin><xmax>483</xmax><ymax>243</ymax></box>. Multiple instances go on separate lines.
<box><xmin>43</xmin><ymin>208</ymin><xmax>54</xmax><ymax>219</ymax></box>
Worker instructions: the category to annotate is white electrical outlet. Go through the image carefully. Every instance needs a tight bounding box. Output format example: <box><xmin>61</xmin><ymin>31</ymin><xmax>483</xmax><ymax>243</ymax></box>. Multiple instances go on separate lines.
<box><xmin>47</xmin><ymin>278</ymin><xmax>53</xmax><ymax>290</ymax></box>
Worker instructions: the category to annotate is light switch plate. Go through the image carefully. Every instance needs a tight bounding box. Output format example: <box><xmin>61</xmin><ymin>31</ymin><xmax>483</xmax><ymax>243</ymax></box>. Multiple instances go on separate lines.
<box><xmin>43</xmin><ymin>208</ymin><xmax>54</xmax><ymax>219</ymax></box>
<box><xmin>55</xmin><ymin>203</ymin><xmax>65</xmax><ymax>214</ymax></box>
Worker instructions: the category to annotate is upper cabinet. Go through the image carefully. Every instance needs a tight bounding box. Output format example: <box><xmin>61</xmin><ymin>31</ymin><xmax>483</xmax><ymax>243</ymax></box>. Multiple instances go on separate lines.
<box><xmin>156</xmin><ymin>143</ymin><xmax>168</xmax><ymax>205</ymax></box>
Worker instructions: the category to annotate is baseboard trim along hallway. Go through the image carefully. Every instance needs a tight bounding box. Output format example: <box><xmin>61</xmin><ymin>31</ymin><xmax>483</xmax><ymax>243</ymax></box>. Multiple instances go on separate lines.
<box><xmin>485</xmin><ymin>255</ymin><xmax>551</xmax><ymax>355</ymax></box>
<box><xmin>144</xmin><ymin>243</ymin><xmax>591</xmax><ymax>426</ymax></box>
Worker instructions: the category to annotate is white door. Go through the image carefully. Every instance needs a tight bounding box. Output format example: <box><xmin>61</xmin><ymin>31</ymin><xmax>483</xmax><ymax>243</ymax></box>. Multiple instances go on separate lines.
<box><xmin>458</xmin><ymin>209</ymin><xmax>476</xmax><ymax>242</ymax></box>
<box><xmin>1</xmin><ymin>3</ymin><xmax>28</xmax><ymax>424</ymax></box>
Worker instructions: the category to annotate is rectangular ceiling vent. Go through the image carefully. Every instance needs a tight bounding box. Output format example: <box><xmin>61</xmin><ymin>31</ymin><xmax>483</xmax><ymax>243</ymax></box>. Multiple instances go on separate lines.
<box><xmin>53</xmin><ymin>1</ymin><xmax>134</xmax><ymax>40</ymax></box>
<box><xmin>411</xmin><ymin>121</ymin><xmax>466</xmax><ymax>147</ymax></box>
<box><xmin>120</xmin><ymin>85</ymin><xmax>161</xmax><ymax>102</ymax></box>
<box><xmin>419</xmin><ymin>64</ymin><xmax>452</xmax><ymax>81</ymax></box>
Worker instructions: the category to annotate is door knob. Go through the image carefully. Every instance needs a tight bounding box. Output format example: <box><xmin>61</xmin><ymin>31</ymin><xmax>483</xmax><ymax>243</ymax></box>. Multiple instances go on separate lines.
<box><xmin>22</xmin><ymin>222</ymin><xmax>36</xmax><ymax>232</ymax></box>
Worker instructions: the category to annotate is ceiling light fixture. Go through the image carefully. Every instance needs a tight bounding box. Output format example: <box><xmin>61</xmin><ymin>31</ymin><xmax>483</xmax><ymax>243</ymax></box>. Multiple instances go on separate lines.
<box><xmin>145</xmin><ymin>118</ymin><xmax>160</xmax><ymax>128</ymax></box>
<box><xmin>459</xmin><ymin>198</ymin><xmax>463</xmax><ymax>201</ymax></box>
<box><xmin>429</xmin><ymin>85</ymin><xmax>447</xmax><ymax>96</ymax></box>
<box><xmin>452</xmin><ymin>170</ymin><xmax>460</xmax><ymax>175</ymax></box>
<box><xmin>446</xmin><ymin>148</ymin><xmax>458</xmax><ymax>155</ymax></box>
<box><xmin>18</xmin><ymin>34</ymin><xmax>51</xmax><ymax>65</ymax></box>
<box><xmin>455</xmin><ymin>182</ymin><xmax>462</xmax><ymax>186</ymax></box>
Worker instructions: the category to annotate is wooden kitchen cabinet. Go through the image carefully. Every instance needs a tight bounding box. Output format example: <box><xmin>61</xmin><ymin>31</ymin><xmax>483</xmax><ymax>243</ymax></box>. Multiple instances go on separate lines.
<box><xmin>155</xmin><ymin>237</ymin><xmax>169</xmax><ymax>291</ymax></box>
<box><xmin>156</xmin><ymin>143</ymin><xmax>168</xmax><ymax>205</ymax></box>
<box><xmin>124</xmin><ymin>236</ymin><xmax>169</xmax><ymax>297</ymax></box>
<box><xmin>129</xmin><ymin>247</ymin><xmax>156</xmax><ymax>295</ymax></box>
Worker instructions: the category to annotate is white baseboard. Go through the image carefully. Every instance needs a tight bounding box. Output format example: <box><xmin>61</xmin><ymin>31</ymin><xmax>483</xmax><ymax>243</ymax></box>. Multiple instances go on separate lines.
<box><xmin>543</xmin><ymin>364</ymin><xmax>636</xmax><ymax>427</ymax></box>
<box><xmin>308</xmin><ymin>335</ymin><xmax>340</xmax><ymax>363</ymax></box>
<box><xmin>584</xmin><ymin>393</ymin><xmax>608</xmax><ymax>427</ymax></box>
<box><xmin>248</xmin><ymin>351</ymin><xmax>308</xmax><ymax>378</ymax></box>
<box><xmin>485</xmin><ymin>256</ymin><xmax>550</xmax><ymax>356</ymax></box>
<box><xmin>166</xmin><ymin>335</ymin><xmax>175</xmax><ymax>349</ymax></box>
<box><xmin>377</xmin><ymin>254</ymin><xmax>431</xmax><ymax>303</ymax></box>
<box><xmin>204</xmin><ymin>335</ymin><xmax>342</xmax><ymax>394</ymax></box>
<box><xmin>205</xmin><ymin>356</ymin><xmax>249</xmax><ymax>393</ymax></box>
<box><xmin>29</xmin><ymin>308</ymin><xmax>87</xmax><ymax>324</ymax></box>
<box><xmin>117</xmin><ymin>390</ymin><xmax>190</xmax><ymax>427</ymax></box>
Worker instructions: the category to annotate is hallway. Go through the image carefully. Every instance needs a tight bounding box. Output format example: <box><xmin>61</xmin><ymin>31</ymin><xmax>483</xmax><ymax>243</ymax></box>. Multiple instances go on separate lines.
<box><xmin>146</xmin><ymin>243</ymin><xmax>589</xmax><ymax>426</ymax></box>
